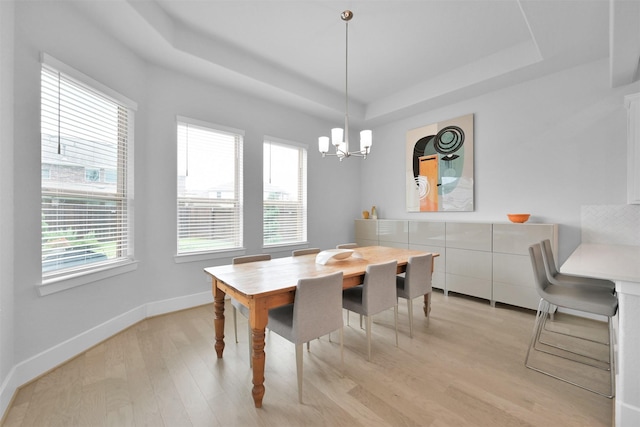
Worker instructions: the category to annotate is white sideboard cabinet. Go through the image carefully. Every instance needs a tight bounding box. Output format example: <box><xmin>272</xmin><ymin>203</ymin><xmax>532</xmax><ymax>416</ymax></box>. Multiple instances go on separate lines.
<box><xmin>492</xmin><ymin>223</ymin><xmax>558</xmax><ymax>310</ymax></box>
<box><xmin>354</xmin><ymin>219</ymin><xmax>558</xmax><ymax>310</ymax></box>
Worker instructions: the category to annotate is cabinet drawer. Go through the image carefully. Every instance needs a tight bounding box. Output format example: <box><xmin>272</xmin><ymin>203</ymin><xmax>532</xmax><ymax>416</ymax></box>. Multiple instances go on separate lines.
<box><xmin>377</xmin><ymin>220</ymin><xmax>408</xmax><ymax>244</ymax></box>
<box><xmin>355</xmin><ymin>238</ymin><xmax>378</xmax><ymax>247</ymax></box>
<box><xmin>378</xmin><ymin>240</ymin><xmax>408</xmax><ymax>249</ymax></box>
<box><xmin>432</xmin><ymin>272</ymin><xmax>445</xmax><ymax>290</ymax></box>
<box><xmin>355</xmin><ymin>219</ymin><xmax>377</xmax><ymax>242</ymax></box>
<box><xmin>493</xmin><ymin>223</ymin><xmax>557</xmax><ymax>255</ymax></box>
<box><xmin>446</xmin><ymin>274</ymin><xmax>492</xmax><ymax>300</ymax></box>
<box><xmin>446</xmin><ymin>222</ymin><xmax>492</xmax><ymax>251</ymax></box>
<box><xmin>409</xmin><ymin>243</ymin><xmax>444</xmax><ymax>290</ymax></box>
<box><xmin>446</xmin><ymin>248</ymin><xmax>492</xmax><ymax>280</ymax></box>
<box><xmin>493</xmin><ymin>283</ymin><xmax>540</xmax><ymax>310</ymax></box>
<box><xmin>492</xmin><ymin>253</ymin><xmax>535</xmax><ymax>287</ymax></box>
<box><xmin>409</xmin><ymin>244</ymin><xmax>445</xmax><ymax>273</ymax></box>
<box><xmin>408</xmin><ymin>221</ymin><xmax>446</xmax><ymax>247</ymax></box>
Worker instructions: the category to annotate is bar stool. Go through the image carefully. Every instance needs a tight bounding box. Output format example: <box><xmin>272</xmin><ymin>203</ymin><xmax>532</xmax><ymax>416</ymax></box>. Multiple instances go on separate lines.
<box><xmin>539</xmin><ymin>239</ymin><xmax>613</xmax><ymax>346</ymax></box>
<box><xmin>526</xmin><ymin>243</ymin><xmax>618</xmax><ymax>398</ymax></box>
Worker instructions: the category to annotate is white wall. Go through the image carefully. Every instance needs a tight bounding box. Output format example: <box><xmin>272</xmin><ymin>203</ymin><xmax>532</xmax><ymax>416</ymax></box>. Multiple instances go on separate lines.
<box><xmin>141</xmin><ymin>65</ymin><xmax>362</xmax><ymax>302</ymax></box>
<box><xmin>2</xmin><ymin>0</ymin><xmax>361</xmax><ymax>416</ymax></box>
<box><xmin>362</xmin><ymin>59</ymin><xmax>640</xmax><ymax>262</ymax></box>
<box><xmin>12</xmin><ymin>0</ymin><xmax>149</xmax><ymax>363</ymax></box>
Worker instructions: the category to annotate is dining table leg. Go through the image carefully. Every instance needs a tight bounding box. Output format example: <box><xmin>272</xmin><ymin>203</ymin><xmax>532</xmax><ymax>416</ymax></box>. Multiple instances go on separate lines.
<box><xmin>250</xmin><ymin>301</ymin><xmax>269</xmax><ymax>408</ymax></box>
<box><xmin>424</xmin><ymin>257</ymin><xmax>435</xmax><ymax>317</ymax></box>
<box><xmin>213</xmin><ymin>280</ymin><xmax>226</xmax><ymax>358</ymax></box>
<box><xmin>423</xmin><ymin>293</ymin><xmax>431</xmax><ymax>317</ymax></box>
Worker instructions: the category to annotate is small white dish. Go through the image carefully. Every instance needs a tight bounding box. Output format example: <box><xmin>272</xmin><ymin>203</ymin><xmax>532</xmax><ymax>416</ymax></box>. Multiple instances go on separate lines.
<box><xmin>315</xmin><ymin>249</ymin><xmax>354</xmax><ymax>265</ymax></box>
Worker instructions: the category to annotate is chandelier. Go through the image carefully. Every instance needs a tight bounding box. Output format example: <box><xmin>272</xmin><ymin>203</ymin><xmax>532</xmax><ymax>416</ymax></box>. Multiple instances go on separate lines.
<box><xmin>318</xmin><ymin>10</ymin><xmax>372</xmax><ymax>160</ymax></box>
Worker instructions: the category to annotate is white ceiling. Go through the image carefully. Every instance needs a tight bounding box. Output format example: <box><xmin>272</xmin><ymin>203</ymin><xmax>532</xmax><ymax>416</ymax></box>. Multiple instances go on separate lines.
<box><xmin>72</xmin><ymin>0</ymin><xmax>640</xmax><ymax>126</ymax></box>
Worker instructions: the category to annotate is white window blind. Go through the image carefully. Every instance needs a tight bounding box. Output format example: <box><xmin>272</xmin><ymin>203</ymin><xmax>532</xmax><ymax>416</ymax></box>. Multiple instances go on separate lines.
<box><xmin>41</xmin><ymin>61</ymin><xmax>134</xmax><ymax>278</ymax></box>
<box><xmin>177</xmin><ymin>118</ymin><xmax>243</xmax><ymax>254</ymax></box>
<box><xmin>263</xmin><ymin>139</ymin><xmax>307</xmax><ymax>246</ymax></box>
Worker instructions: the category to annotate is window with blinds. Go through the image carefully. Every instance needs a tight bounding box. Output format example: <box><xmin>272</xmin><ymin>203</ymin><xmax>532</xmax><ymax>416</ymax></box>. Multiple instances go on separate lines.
<box><xmin>177</xmin><ymin>118</ymin><xmax>244</xmax><ymax>254</ymax></box>
<box><xmin>263</xmin><ymin>139</ymin><xmax>307</xmax><ymax>246</ymax></box>
<box><xmin>41</xmin><ymin>58</ymin><xmax>134</xmax><ymax>278</ymax></box>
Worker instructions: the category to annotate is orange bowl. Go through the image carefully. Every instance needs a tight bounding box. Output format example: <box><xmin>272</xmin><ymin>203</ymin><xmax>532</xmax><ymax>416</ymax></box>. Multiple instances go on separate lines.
<box><xmin>507</xmin><ymin>213</ymin><xmax>530</xmax><ymax>223</ymax></box>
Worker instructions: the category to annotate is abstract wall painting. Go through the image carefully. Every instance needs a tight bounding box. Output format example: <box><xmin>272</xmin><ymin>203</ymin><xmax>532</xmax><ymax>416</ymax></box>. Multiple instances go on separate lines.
<box><xmin>406</xmin><ymin>113</ymin><xmax>474</xmax><ymax>212</ymax></box>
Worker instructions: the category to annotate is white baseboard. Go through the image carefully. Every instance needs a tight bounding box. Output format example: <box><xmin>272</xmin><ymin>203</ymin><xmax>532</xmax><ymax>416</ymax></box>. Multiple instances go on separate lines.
<box><xmin>0</xmin><ymin>291</ymin><xmax>213</xmax><ymax>420</ymax></box>
<box><xmin>146</xmin><ymin>291</ymin><xmax>213</xmax><ymax>317</ymax></box>
<box><xmin>617</xmin><ymin>401</ymin><xmax>640</xmax><ymax>427</ymax></box>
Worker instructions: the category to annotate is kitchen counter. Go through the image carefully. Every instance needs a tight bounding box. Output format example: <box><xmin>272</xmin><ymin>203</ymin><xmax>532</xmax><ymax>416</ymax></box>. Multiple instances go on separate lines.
<box><xmin>562</xmin><ymin>243</ymin><xmax>640</xmax><ymax>427</ymax></box>
<box><xmin>561</xmin><ymin>243</ymin><xmax>640</xmax><ymax>286</ymax></box>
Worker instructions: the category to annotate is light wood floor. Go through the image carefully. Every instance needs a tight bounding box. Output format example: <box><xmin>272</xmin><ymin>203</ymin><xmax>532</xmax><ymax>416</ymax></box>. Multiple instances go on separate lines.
<box><xmin>1</xmin><ymin>291</ymin><xmax>614</xmax><ymax>426</ymax></box>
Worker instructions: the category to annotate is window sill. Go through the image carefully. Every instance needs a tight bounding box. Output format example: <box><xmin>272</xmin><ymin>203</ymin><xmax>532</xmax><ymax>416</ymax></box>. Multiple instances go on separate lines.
<box><xmin>38</xmin><ymin>259</ymin><xmax>139</xmax><ymax>296</ymax></box>
<box><xmin>262</xmin><ymin>242</ymin><xmax>310</xmax><ymax>253</ymax></box>
<box><xmin>174</xmin><ymin>249</ymin><xmax>246</xmax><ymax>264</ymax></box>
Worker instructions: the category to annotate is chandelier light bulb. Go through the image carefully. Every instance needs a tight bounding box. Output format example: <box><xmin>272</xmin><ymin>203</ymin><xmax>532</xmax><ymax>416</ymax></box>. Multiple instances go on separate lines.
<box><xmin>318</xmin><ymin>136</ymin><xmax>330</xmax><ymax>154</ymax></box>
<box><xmin>331</xmin><ymin>128</ymin><xmax>344</xmax><ymax>146</ymax></box>
<box><xmin>360</xmin><ymin>130</ymin><xmax>372</xmax><ymax>150</ymax></box>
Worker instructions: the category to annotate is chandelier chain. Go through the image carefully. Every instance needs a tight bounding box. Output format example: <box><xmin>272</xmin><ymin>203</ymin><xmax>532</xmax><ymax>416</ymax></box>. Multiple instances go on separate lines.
<box><xmin>344</xmin><ymin>18</ymin><xmax>349</xmax><ymax>146</ymax></box>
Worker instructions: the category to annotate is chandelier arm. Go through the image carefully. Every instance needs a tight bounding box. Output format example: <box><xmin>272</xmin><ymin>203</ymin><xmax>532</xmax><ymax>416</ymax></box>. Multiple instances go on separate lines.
<box><xmin>348</xmin><ymin>147</ymin><xmax>369</xmax><ymax>158</ymax></box>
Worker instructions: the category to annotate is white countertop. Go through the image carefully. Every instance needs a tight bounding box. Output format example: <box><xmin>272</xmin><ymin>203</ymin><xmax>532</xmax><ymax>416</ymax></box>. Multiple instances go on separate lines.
<box><xmin>561</xmin><ymin>243</ymin><xmax>640</xmax><ymax>283</ymax></box>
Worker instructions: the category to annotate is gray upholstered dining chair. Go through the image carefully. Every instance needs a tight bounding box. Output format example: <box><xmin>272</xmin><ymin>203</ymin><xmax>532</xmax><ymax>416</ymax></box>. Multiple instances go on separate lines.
<box><xmin>342</xmin><ymin>260</ymin><xmax>398</xmax><ymax>361</ymax></box>
<box><xmin>267</xmin><ymin>271</ymin><xmax>344</xmax><ymax>403</ymax></box>
<box><xmin>526</xmin><ymin>243</ymin><xmax>618</xmax><ymax>397</ymax></box>
<box><xmin>335</xmin><ymin>243</ymin><xmax>361</xmax><ymax>326</ymax></box>
<box><xmin>231</xmin><ymin>254</ymin><xmax>271</xmax><ymax>366</ymax></box>
<box><xmin>292</xmin><ymin>248</ymin><xmax>321</xmax><ymax>256</ymax></box>
<box><xmin>336</xmin><ymin>243</ymin><xmax>358</xmax><ymax>249</ymax></box>
<box><xmin>396</xmin><ymin>253</ymin><xmax>432</xmax><ymax>337</ymax></box>
<box><xmin>540</xmin><ymin>239</ymin><xmax>615</xmax><ymax>291</ymax></box>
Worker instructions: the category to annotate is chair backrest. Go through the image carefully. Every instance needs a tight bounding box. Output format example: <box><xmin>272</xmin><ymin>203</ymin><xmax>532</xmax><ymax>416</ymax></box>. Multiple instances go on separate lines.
<box><xmin>529</xmin><ymin>243</ymin><xmax>550</xmax><ymax>298</ymax></box>
<box><xmin>292</xmin><ymin>248</ymin><xmax>321</xmax><ymax>256</ymax></box>
<box><xmin>403</xmin><ymin>254</ymin><xmax>433</xmax><ymax>299</ymax></box>
<box><xmin>336</xmin><ymin>243</ymin><xmax>358</xmax><ymax>249</ymax></box>
<box><xmin>362</xmin><ymin>260</ymin><xmax>398</xmax><ymax>315</ymax></box>
<box><xmin>292</xmin><ymin>271</ymin><xmax>344</xmax><ymax>344</ymax></box>
<box><xmin>540</xmin><ymin>239</ymin><xmax>559</xmax><ymax>277</ymax></box>
<box><xmin>233</xmin><ymin>254</ymin><xmax>271</xmax><ymax>264</ymax></box>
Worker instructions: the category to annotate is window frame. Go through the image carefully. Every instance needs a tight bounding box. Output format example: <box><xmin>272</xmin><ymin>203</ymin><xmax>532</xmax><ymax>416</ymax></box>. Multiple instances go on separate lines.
<box><xmin>262</xmin><ymin>136</ymin><xmax>308</xmax><ymax>248</ymax></box>
<box><xmin>39</xmin><ymin>53</ymin><xmax>137</xmax><ymax>296</ymax></box>
<box><xmin>175</xmin><ymin>116</ymin><xmax>244</xmax><ymax>260</ymax></box>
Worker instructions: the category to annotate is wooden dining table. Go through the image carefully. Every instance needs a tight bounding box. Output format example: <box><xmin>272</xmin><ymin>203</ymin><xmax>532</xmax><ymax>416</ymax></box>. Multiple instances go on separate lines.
<box><xmin>204</xmin><ymin>245</ymin><xmax>438</xmax><ymax>408</ymax></box>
